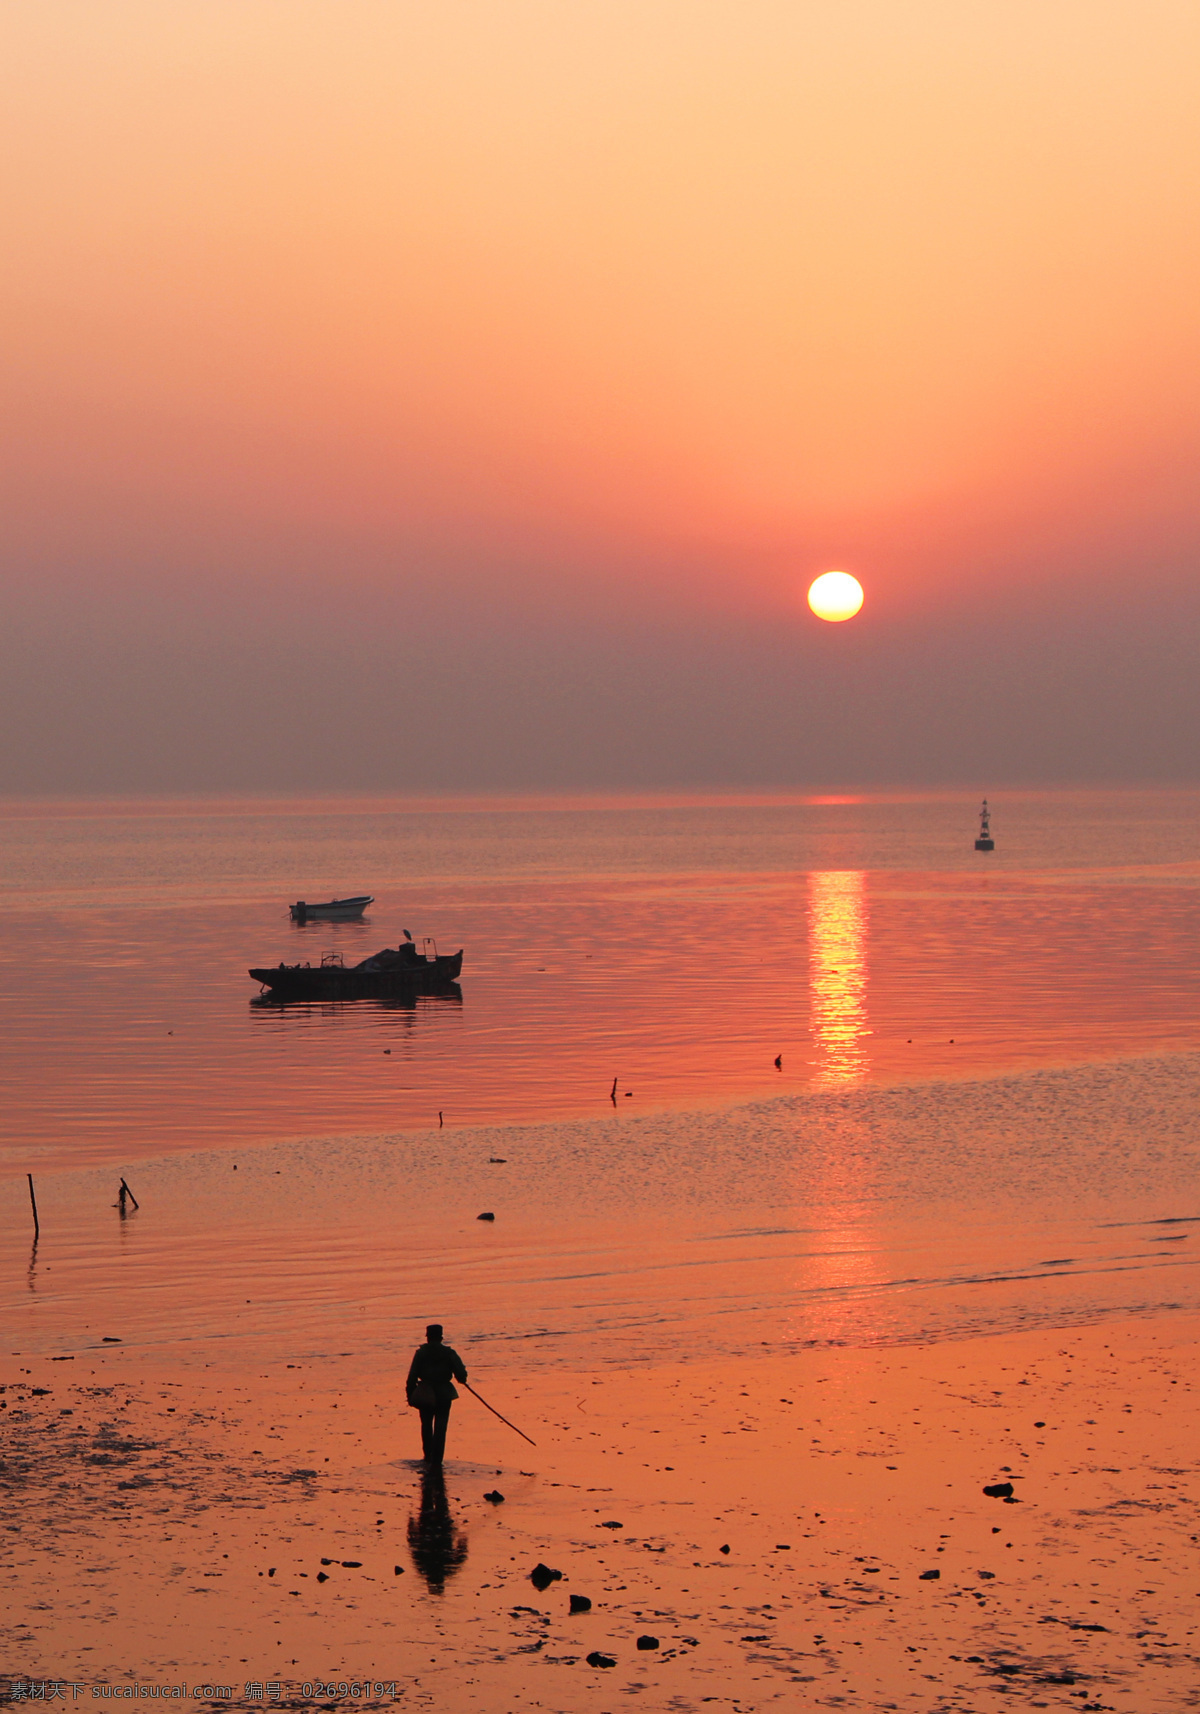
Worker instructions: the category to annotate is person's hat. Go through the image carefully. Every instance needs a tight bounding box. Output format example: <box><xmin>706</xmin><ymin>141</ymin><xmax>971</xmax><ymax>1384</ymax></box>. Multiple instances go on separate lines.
<box><xmin>426</xmin><ymin>1323</ymin><xmax>443</xmax><ymax>1339</ymax></box>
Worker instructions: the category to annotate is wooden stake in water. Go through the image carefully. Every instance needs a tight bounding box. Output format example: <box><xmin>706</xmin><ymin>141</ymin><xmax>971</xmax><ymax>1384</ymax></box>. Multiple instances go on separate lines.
<box><xmin>27</xmin><ymin>1174</ymin><xmax>39</xmax><ymax>1240</ymax></box>
<box><xmin>119</xmin><ymin>1178</ymin><xmax>139</xmax><ymax>1211</ymax></box>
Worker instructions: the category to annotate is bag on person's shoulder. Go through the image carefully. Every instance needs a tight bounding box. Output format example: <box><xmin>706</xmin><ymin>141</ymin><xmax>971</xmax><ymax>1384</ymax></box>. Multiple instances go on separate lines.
<box><xmin>409</xmin><ymin>1376</ymin><xmax>437</xmax><ymax>1410</ymax></box>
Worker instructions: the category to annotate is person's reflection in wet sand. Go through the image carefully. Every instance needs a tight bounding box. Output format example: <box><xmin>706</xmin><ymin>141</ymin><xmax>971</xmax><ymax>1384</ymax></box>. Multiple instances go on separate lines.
<box><xmin>407</xmin><ymin>1464</ymin><xmax>468</xmax><ymax>1593</ymax></box>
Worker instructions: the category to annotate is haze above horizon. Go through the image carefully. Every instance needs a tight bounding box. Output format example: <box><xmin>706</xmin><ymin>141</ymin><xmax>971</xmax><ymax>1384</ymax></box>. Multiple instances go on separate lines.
<box><xmin>3</xmin><ymin>1</ymin><xmax>1199</xmax><ymax>794</ymax></box>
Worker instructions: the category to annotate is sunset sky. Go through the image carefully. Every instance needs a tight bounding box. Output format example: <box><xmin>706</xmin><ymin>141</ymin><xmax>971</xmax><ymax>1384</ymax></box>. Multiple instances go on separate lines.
<box><xmin>4</xmin><ymin>1</ymin><xmax>1200</xmax><ymax>792</ymax></box>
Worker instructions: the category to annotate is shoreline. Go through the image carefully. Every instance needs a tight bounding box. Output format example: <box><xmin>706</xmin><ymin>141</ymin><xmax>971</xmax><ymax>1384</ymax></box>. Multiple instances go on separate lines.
<box><xmin>10</xmin><ymin>1034</ymin><xmax>1200</xmax><ymax>1177</ymax></box>
<box><xmin>4</xmin><ymin>1314</ymin><xmax>1199</xmax><ymax>1708</ymax></box>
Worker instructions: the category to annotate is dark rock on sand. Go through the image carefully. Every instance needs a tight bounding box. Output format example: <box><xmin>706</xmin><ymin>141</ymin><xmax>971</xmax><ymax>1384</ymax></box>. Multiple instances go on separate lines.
<box><xmin>919</xmin><ymin>1569</ymin><xmax>941</xmax><ymax>1580</ymax></box>
<box><xmin>585</xmin><ymin>1652</ymin><xmax>616</xmax><ymax>1668</ymax></box>
<box><xmin>484</xmin><ymin>1490</ymin><xmax>505</xmax><ymax>1503</ymax></box>
<box><xmin>530</xmin><ymin>1563</ymin><xmax>563</xmax><ymax>1590</ymax></box>
<box><xmin>341</xmin><ymin>1560</ymin><xmax>362</xmax><ymax>1567</ymax></box>
<box><xmin>569</xmin><ymin>1594</ymin><xmax>592</xmax><ymax>1613</ymax></box>
<box><xmin>316</xmin><ymin>1572</ymin><xmax>329</xmax><ymax>1582</ymax></box>
<box><xmin>477</xmin><ymin>1212</ymin><xmax>496</xmax><ymax>1221</ymax></box>
<box><xmin>636</xmin><ymin>1635</ymin><xmax>659</xmax><ymax>1650</ymax></box>
<box><xmin>719</xmin><ymin>1543</ymin><xmax>730</xmax><ymax>1553</ymax></box>
<box><xmin>983</xmin><ymin>1482</ymin><xmax>1014</xmax><ymax>1498</ymax></box>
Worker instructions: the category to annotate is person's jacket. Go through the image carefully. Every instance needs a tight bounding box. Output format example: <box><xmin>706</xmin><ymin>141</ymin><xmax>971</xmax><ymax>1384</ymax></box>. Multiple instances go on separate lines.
<box><xmin>406</xmin><ymin>1341</ymin><xmax>467</xmax><ymax>1406</ymax></box>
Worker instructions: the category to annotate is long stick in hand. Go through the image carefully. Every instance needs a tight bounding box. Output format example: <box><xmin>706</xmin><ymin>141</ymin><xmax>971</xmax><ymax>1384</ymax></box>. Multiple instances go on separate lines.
<box><xmin>463</xmin><ymin>1381</ymin><xmax>537</xmax><ymax>1446</ymax></box>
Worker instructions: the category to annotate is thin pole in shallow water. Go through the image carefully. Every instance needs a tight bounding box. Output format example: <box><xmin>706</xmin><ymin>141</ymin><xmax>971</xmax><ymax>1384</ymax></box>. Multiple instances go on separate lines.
<box><xmin>27</xmin><ymin>1174</ymin><xmax>39</xmax><ymax>1240</ymax></box>
<box><xmin>463</xmin><ymin>1381</ymin><xmax>537</xmax><ymax>1446</ymax></box>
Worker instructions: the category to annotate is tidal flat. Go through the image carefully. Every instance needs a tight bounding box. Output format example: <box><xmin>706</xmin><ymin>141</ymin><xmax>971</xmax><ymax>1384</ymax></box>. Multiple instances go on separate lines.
<box><xmin>4</xmin><ymin>1316</ymin><xmax>1199</xmax><ymax>1710</ymax></box>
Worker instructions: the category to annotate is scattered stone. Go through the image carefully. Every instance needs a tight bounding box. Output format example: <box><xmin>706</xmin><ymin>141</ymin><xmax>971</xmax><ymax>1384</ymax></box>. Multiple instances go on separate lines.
<box><xmin>983</xmin><ymin>1482</ymin><xmax>1014</xmax><ymax>1499</ymax></box>
<box><xmin>31</xmin><ymin>1388</ymin><xmax>50</xmax><ymax>1397</ymax></box>
<box><xmin>919</xmin><ymin>1569</ymin><xmax>941</xmax><ymax>1581</ymax></box>
<box><xmin>483</xmin><ymin>1490</ymin><xmax>505</xmax><ymax>1503</ymax></box>
<box><xmin>477</xmin><ymin>1212</ymin><xmax>496</xmax><ymax>1222</ymax></box>
<box><xmin>267</xmin><ymin>1568</ymin><xmax>276</xmax><ymax>1577</ymax></box>
<box><xmin>569</xmin><ymin>1594</ymin><xmax>592</xmax><ymax>1613</ymax></box>
<box><xmin>585</xmin><ymin>1652</ymin><xmax>616</xmax><ymax>1669</ymax></box>
<box><xmin>1034</xmin><ymin>1420</ymin><xmax>1046</xmax><ymax>1428</ymax></box>
<box><xmin>719</xmin><ymin>1543</ymin><xmax>730</xmax><ymax>1554</ymax></box>
<box><xmin>316</xmin><ymin>1572</ymin><xmax>329</xmax><ymax>1583</ymax></box>
<box><xmin>102</xmin><ymin>1337</ymin><xmax>122</xmax><ymax>1343</ymax></box>
<box><xmin>636</xmin><ymin>1635</ymin><xmax>659</xmax><ymax>1650</ymax></box>
<box><xmin>599</xmin><ymin>1520</ymin><xmax>623</xmax><ymax>1529</ymax></box>
<box><xmin>320</xmin><ymin>1557</ymin><xmax>334</xmax><ymax>1565</ymax></box>
<box><xmin>530</xmin><ymin>1563</ymin><xmax>563</xmax><ymax>1591</ymax></box>
<box><xmin>341</xmin><ymin>1560</ymin><xmax>362</xmax><ymax>1568</ymax></box>
<box><xmin>394</xmin><ymin>1566</ymin><xmax>404</xmax><ymax>1575</ymax></box>
<box><xmin>489</xmin><ymin>1158</ymin><xmax>507</xmax><ymax>1164</ymax></box>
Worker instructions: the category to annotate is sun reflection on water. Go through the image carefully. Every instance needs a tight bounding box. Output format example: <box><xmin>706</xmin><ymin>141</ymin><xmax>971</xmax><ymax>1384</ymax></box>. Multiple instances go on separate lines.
<box><xmin>809</xmin><ymin>870</ymin><xmax>870</xmax><ymax>1085</ymax></box>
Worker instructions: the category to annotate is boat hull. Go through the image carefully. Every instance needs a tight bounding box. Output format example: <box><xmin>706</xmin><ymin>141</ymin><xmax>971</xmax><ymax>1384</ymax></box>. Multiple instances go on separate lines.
<box><xmin>251</xmin><ymin>950</ymin><xmax>463</xmax><ymax>999</ymax></box>
<box><xmin>290</xmin><ymin>896</ymin><xmax>373</xmax><ymax>921</ymax></box>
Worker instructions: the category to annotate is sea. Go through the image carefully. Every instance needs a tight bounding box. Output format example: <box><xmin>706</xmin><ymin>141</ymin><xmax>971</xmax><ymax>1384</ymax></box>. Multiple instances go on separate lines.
<box><xmin>3</xmin><ymin>788</ymin><xmax>1200</xmax><ymax>1379</ymax></box>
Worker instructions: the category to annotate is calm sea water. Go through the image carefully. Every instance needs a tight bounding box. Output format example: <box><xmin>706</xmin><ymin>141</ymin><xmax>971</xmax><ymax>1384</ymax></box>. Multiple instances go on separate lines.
<box><xmin>4</xmin><ymin>789</ymin><xmax>1200</xmax><ymax>1372</ymax></box>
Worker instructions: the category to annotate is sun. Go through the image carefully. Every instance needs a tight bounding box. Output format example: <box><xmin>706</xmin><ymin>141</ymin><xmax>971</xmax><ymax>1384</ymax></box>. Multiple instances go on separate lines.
<box><xmin>807</xmin><ymin>571</ymin><xmax>864</xmax><ymax>623</ymax></box>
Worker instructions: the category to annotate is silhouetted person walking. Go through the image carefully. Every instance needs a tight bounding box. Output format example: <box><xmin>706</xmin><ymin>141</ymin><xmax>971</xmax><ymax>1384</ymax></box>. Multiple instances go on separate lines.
<box><xmin>406</xmin><ymin>1323</ymin><xmax>467</xmax><ymax>1464</ymax></box>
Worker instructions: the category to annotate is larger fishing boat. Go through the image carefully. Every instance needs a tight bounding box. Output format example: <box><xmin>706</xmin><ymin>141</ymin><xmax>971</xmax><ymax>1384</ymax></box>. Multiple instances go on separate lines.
<box><xmin>251</xmin><ymin>940</ymin><xmax>463</xmax><ymax>999</ymax></box>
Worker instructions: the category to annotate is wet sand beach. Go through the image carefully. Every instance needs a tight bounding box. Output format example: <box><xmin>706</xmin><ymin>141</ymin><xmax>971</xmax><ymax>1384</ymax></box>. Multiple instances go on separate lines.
<box><xmin>5</xmin><ymin>1315</ymin><xmax>1200</xmax><ymax>1709</ymax></box>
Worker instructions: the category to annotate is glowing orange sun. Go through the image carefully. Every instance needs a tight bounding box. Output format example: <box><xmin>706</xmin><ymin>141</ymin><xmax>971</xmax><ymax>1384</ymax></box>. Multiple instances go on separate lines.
<box><xmin>807</xmin><ymin>571</ymin><xmax>864</xmax><ymax>622</ymax></box>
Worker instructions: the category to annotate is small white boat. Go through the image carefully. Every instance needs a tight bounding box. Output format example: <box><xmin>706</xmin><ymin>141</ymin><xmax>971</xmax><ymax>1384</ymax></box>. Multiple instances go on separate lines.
<box><xmin>289</xmin><ymin>895</ymin><xmax>374</xmax><ymax>922</ymax></box>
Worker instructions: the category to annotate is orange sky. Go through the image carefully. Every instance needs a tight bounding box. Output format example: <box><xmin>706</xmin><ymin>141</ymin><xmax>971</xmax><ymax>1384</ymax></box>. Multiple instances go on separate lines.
<box><xmin>3</xmin><ymin>2</ymin><xmax>1200</xmax><ymax>789</ymax></box>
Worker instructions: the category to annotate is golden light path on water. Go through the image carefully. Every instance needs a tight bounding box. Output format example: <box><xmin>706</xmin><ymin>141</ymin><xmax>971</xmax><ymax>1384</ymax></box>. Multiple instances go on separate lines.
<box><xmin>808</xmin><ymin>868</ymin><xmax>870</xmax><ymax>1086</ymax></box>
<box><xmin>796</xmin><ymin>870</ymin><xmax>890</xmax><ymax>1344</ymax></box>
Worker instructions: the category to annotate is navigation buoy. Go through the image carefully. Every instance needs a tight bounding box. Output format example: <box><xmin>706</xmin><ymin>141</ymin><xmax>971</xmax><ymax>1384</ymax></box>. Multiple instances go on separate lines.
<box><xmin>974</xmin><ymin>799</ymin><xmax>994</xmax><ymax>852</ymax></box>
